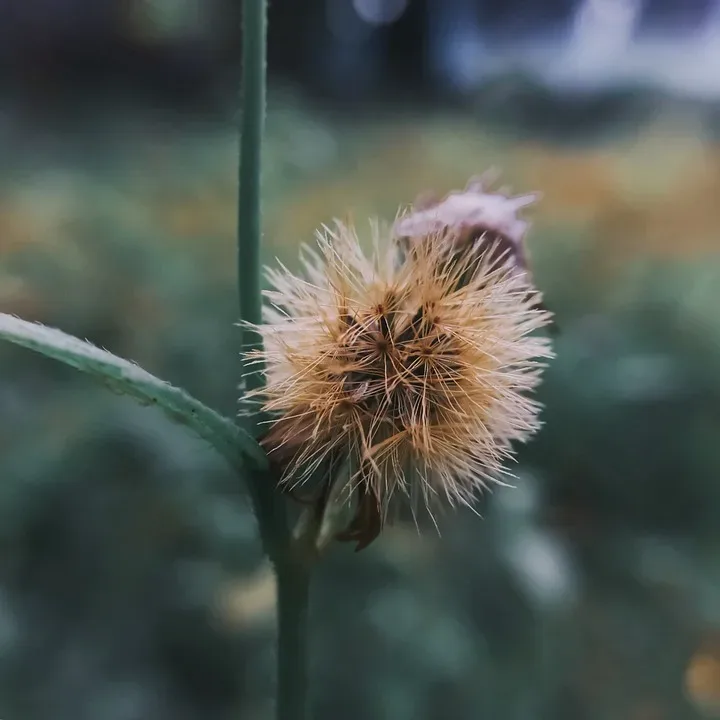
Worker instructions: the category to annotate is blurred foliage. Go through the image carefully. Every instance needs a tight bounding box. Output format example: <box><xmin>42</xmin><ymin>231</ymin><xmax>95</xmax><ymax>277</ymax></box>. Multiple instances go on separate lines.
<box><xmin>1</xmin><ymin>90</ymin><xmax>720</xmax><ymax>720</ymax></box>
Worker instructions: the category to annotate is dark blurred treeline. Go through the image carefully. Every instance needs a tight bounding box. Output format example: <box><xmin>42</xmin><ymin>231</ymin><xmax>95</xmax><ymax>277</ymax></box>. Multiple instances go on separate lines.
<box><xmin>2</xmin><ymin>0</ymin><xmax>418</xmax><ymax>110</ymax></box>
<box><xmin>1</xmin><ymin>0</ymin><xmax>718</xmax><ymax>115</ymax></box>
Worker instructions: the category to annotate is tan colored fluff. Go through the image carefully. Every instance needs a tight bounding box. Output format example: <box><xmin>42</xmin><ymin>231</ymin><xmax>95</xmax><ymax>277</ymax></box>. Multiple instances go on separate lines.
<box><xmin>245</xmin><ymin>219</ymin><xmax>553</xmax><ymax>521</ymax></box>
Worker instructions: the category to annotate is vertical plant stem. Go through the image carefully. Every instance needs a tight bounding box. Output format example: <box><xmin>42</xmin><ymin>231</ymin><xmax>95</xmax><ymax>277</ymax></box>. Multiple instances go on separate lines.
<box><xmin>237</xmin><ymin>0</ymin><xmax>279</xmax><ymax>547</ymax></box>
<box><xmin>276</xmin><ymin>560</ymin><xmax>311</xmax><ymax>720</ymax></box>
<box><xmin>236</xmin><ymin>2</ymin><xmax>310</xmax><ymax>719</ymax></box>
<box><xmin>238</xmin><ymin>0</ymin><xmax>266</xmax><ymax>393</ymax></box>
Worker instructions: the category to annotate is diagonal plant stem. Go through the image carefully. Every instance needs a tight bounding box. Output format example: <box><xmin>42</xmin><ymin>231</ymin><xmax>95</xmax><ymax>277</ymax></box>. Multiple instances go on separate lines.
<box><xmin>0</xmin><ymin>312</ymin><xmax>267</xmax><ymax>473</ymax></box>
<box><xmin>236</xmin><ymin>1</ymin><xmax>311</xmax><ymax>719</ymax></box>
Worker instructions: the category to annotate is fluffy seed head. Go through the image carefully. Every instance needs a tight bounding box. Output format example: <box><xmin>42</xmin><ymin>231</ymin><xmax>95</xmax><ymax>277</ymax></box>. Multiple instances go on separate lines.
<box><xmin>246</xmin><ymin>218</ymin><xmax>553</xmax><ymax>525</ymax></box>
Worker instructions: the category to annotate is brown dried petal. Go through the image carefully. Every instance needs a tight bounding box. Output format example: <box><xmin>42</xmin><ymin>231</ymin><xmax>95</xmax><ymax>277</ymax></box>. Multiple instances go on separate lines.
<box><xmin>335</xmin><ymin>483</ymin><xmax>383</xmax><ymax>552</ymax></box>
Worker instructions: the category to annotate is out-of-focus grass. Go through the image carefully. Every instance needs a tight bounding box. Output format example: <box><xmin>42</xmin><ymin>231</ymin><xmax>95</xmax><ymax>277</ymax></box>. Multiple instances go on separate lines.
<box><xmin>2</xmin><ymin>103</ymin><xmax>719</xmax><ymax>297</ymax></box>
<box><xmin>1</xmin><ymin>97</ymin><xmax>720</xmax><ymax>720</ymax></box>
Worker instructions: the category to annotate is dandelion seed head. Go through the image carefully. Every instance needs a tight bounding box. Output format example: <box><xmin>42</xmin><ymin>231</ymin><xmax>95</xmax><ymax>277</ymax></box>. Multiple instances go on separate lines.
<box><xmin>246</xmin><ymin>216</ymin><xmax>553</xmax><ymax>528</ymax></box>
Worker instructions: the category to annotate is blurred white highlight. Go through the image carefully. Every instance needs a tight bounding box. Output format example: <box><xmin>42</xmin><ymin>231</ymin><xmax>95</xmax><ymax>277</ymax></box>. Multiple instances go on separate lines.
<box><xmin>352</xmin><ymin>0</ymin><xmax>409</xmax><ymax>26</ymax></box>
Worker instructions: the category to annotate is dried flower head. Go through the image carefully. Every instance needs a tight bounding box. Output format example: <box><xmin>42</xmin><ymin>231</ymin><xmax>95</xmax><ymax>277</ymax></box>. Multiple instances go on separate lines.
<box><xmin>393</xmin><ymin>170</ymin><xmax>538</xmax><ymax>282</ymax></box>
<box><xmin>246</xmin><ymin>216</ymin><xmax>553</xmax><ymax>546</ymax></box>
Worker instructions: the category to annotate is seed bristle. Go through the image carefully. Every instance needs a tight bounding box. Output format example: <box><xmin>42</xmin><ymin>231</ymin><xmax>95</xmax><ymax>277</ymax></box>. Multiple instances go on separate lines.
<box><xmin>244</xmin><ymin>214</ymin><xmax>553</xmax><ymax>540</ymax></box>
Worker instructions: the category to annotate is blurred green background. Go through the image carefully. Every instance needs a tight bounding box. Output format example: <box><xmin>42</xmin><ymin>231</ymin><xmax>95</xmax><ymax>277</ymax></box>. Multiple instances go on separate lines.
<box><xmin>1</xmin><ymin>1</ymin><xmax>720</xmax><ymax>719</ymax></box>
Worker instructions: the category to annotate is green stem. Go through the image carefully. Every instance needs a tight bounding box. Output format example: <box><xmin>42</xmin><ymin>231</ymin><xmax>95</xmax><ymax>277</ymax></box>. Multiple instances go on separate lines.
<box><xmin>237</xmin><ymin>0</ymin><xmax>280</xmax><ymax>546</ymax></box>
<box><xmin>276</xmin><ymin>560</ymin><xmax>311</xmax><ymax>720</ymax></box>
<box><xmin>235</xmin><ymin>3</ymin><xmax>311</xmax><ymax>718</ymax></box>
<box><xmin>238</xmin><ymin>0</ymin><xmax>266</xmax><ymax>393</ymax></box>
